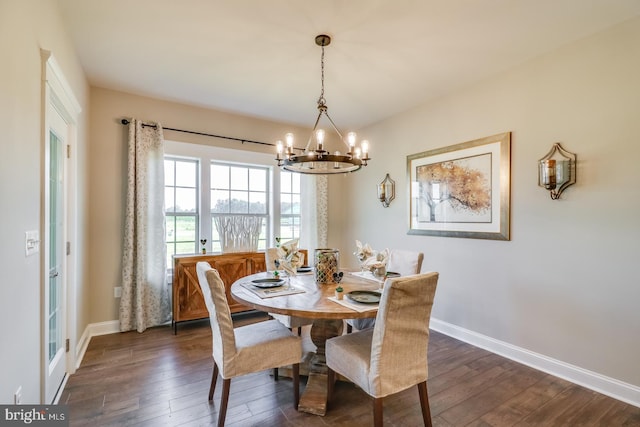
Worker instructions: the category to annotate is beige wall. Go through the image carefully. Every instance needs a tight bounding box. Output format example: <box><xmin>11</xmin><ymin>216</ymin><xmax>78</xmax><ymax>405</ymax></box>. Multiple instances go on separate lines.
<box><xmin>87</xmin><ymin>88</ymin><xmax>310</xmax><ymax>323</ymax></box>
<box><xmin>337</xmin><ymin>17</ymin><xmax>640</xmax><ymax>390</ymax></box>
<box><xmin>0</xmin><ymin>0</ymin><xmax>89</xmax><ymax>403</ymax></box>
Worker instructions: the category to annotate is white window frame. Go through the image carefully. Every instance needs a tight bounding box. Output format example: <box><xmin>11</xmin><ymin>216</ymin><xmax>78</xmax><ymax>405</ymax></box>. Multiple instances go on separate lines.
<box><xmin>164</xmin><ymin>156</ymin><xmax>200</xmax><ymax>264</ymax></box>
<box><xmin>164</xmin><ymin>140</ymin><xmax>299</xmax><ymax>254</ymax></box>
<box><xmin>279</xmin><ymin>171</ymin><xmax>302</xmax><ymax>242</ymax></box>
<box><xmin>210</xmin><ymin>161</ymin><xmax>270</xmax><ymax>252</ymax></box>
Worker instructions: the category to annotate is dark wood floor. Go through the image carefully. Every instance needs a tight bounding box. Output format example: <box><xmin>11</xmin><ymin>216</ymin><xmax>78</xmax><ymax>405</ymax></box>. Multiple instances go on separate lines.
<box><xmin>60</xmin><ymin>313</ymin><xmax>640</xmax><ymax>426</ymax></box>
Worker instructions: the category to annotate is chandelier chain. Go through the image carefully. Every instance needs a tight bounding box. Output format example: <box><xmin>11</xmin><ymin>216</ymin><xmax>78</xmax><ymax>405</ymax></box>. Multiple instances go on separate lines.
<box><xmin>318</xmin><ymin>45</ymin><xmax>326</xmax><ymax>108</ymax></box>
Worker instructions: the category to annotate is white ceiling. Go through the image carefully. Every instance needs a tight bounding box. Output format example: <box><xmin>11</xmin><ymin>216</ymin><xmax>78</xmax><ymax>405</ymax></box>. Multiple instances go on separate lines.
<box><xmin>56</xmin><ymin>0</ymin><xmax>640</xmax><ymax>129</ymax></box>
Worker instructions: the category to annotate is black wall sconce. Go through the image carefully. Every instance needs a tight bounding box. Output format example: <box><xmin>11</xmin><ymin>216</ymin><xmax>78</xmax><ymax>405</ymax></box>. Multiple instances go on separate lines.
<box><xmin>538</xmin><ymin>143</ymin><xmax>576</xmax><ymax>200</ymax></box>
<box><xmin>377</xmin><ymin>173</ymin><xmax>395</xmax><ymax>207</ymax></box>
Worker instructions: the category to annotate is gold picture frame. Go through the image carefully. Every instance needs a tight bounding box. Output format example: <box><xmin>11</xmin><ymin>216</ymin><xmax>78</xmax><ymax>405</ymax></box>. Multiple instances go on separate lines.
<box><xmin>407</xmin><ymin>132</ymin><xmax>511</xmax><ymax>240</ymax></box>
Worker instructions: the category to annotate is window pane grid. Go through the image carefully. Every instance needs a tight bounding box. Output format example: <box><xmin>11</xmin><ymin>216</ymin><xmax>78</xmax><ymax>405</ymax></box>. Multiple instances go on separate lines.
<box><xmin>165</xmin><ymin>157</ymin><xmax>199</xmax><ymax>266</ymax></box>
<box><xmin>210</xmin><ymin>162</ymin><xmax>269</xmax><ymax>251</ymax></box>
<box><xmin>279</xmin><ymin>172</ymin><xmax>301</xmax><ymax>241</ymax></box>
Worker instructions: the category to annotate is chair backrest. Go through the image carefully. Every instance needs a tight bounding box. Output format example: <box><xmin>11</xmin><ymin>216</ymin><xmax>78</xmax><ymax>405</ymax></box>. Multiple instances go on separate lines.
<box><xmin>370</xmin><ymin>272</ymin><xmax>439</xmax><ymax>397</ymax></box>
<box><xmin>386</xmin><ymin>249</ymin><xmax>424</xmax><ymax>276</ymax></box>
<box><xmin>196</xmin><ymin>262</ymin><xmax>238</xmax><ymax>373</ymax></box>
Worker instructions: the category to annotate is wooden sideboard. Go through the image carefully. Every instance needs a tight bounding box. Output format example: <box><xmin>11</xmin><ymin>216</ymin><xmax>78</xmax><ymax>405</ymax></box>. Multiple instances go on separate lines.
<box><xmin>172</xmin><ymin>250</ymin><xmax>308</xmax><ymax>333</ymax></box>
<box><xmin>172</xmin><ymin>252</ymin><xmax>267</xmax><ymax>333</ymax></box>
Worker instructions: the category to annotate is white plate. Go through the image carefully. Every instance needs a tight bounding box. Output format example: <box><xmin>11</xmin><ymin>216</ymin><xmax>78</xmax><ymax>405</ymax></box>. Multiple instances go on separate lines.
<box><xmin>346</xmin><ymin>290</ymin><xmax>381</xmax><ymax>304</ymax></box>
<box><xmin>251</xmin><ymin>278</ymin><xmax>285</xmax><ymax>288</ymax></box>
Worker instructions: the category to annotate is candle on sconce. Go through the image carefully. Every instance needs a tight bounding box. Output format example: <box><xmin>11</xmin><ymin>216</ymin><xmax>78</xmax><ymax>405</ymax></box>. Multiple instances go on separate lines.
<box><xmin>379</xmin><ymin>185</ymin><xmax>386</xmax><ymax>201</ymax></box>
<box><xmin>542</xmin><ymin>159</ymin><xmax>557</xmax><ymax>189</ymax></box>
<box><xmin>276</xmin><ymin>141</ymin><xmax>283</xmax><ymax>160</ymax></box>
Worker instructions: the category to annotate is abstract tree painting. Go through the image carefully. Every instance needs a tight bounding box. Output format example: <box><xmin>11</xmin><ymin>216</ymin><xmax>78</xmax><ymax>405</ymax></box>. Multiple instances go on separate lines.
<box><xmin>416</xmin><ymin>153</ymin><xmax>492</xmax><ymax>223</ymax></box>
<box><xmin>408</xmin><ymin>132</ymin><xmax>511</xmax><ymax>240</ymax></box>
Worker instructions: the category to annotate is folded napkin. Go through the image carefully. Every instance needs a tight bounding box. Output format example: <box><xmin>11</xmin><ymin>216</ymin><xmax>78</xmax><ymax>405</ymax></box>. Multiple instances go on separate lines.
<box><xmin>328</xmin><ymin>296</ymin><xmax>379</xmax><ymax>313</ymax></box>
<box><xmin>277</xmin><ymin>239</ymin><xmax>304</xmax><ymax>276</ymax></box>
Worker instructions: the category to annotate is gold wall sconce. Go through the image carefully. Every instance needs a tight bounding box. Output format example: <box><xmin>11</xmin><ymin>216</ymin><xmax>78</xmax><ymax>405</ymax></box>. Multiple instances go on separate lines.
<box><xmin>377</xmin><ymin>173</ymin><xmax>395</xmax><ymax>207</ymax></box>
<box><xmin>538</xmin><ymin>143</ymin><xmax>576</xmax><ymax>200</ymax></box>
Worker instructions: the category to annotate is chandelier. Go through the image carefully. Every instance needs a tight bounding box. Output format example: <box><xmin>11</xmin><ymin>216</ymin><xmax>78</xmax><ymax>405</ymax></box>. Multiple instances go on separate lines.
<box><xmin>276</xmin><ymin>34</ymin><xmax>371</xmax><ymax>174</ymax></box>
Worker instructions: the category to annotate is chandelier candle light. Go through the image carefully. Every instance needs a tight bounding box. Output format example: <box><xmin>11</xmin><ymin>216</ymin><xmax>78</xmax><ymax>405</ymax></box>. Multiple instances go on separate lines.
<box><xmin>275</xmin><ymin>34</ymin><xmax>371</xmax><ymax>174</ymax></box>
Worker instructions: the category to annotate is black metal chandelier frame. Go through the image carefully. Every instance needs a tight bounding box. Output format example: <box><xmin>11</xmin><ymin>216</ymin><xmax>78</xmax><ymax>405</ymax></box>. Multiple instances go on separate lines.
<box><xmin>276</xmin><ymin>34</ymin><xmax>370</xmax><ymax>174</ymax></box>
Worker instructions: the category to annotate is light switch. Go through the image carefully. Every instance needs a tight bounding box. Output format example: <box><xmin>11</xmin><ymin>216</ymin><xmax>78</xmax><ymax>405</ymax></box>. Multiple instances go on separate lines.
<box><xmin>25</xmin><ymin>230</ymin><xmax>40</xmax><ymax>256</ymax></box>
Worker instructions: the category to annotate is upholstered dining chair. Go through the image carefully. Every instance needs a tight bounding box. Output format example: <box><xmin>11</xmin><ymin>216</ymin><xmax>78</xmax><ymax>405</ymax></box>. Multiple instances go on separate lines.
<box><xmin>265</xmin><ymin>248</ymin><xmax>314</xmax><ymax>336</ymax></box>
<box><xmin>195</xmin><ymin>262</ymin><xmax>302</xmax><ymax>427</ymax></box>
<box><xmin>347</xmin><ymin>249</ymin><xmax>424</xmax><ymax>333</ymax></box>
<box><xmin>326</xmin><ymin>272</ymin><xmax>439</xmax><ymax>427</ymax></box>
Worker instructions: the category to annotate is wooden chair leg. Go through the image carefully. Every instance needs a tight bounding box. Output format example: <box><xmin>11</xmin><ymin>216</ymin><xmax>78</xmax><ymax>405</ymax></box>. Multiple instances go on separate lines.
<box><xmin>217</xmin><ymin>378</ymin><xmax>231</xmax><ymax>427</ymax></box>
<box><xmin>373</xmin><ymin>397</ymin><xmax>383</xmax><ymax>427</ymax></box>
<box><xmin>327</xmin><ymin>366</ymin><xmax>336</xmax><ymax>403</ymax></box>
<box><xmin>273</xmin><ymin>367</ymin><xmax>279</xmax><ymax>381</ymax></box>
<box><xmin>292</xmin><ymin>363</ymin><xmax>300</xmax><ymax>409</ymax></box>
<box><xmin>297</xmin><ymin>326</ymin><xmax>302</xmax><ymax>336</ymax></box>
<box><xmin>209</xmin><ymin>362</ymin><xmax>219</xmax><ymax>401</ymax></box>
<box><xmin>346</xmin><ymin>323</ymin><xmax>353</xmax><ymax>334</ymax></box>
<box><xmin>417</xmin><ymin>381</ymin><xmax>433</xmax><ymax>427</ymax></box>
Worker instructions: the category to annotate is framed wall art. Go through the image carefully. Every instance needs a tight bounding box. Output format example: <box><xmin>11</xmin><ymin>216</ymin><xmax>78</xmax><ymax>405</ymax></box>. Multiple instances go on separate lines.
<box><xmin>407</xmin><ymin>132</ymin><xmax>511</xmax><ymax>240</ymax></box>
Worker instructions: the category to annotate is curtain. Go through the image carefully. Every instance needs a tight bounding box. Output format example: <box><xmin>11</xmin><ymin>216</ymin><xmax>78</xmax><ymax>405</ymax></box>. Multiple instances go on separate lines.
<box><xmin>300</xmin><ymin>175</ymin><xmax>328</xmax><ymax>252</ymax></box>
<box><xmin>119</xmin><ymin>119</ymin><xmax>170</xmax><ymax>332</ymax></box>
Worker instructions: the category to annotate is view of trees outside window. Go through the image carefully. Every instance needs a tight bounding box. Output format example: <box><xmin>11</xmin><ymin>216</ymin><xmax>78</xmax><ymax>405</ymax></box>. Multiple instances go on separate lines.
<box><xmin>279</xmin><ymin>171</ymin><xmax>301</xmax><ymax>241</ymax></box>
<box><xmin>164</xmin><ymin>158</ymin><xmax>199</xmax><ymax>266</ymax></box>
<box><xmin>210</xmin><ymin>163</ymin><xmax>269</xmax><ymax>252</ymax></box>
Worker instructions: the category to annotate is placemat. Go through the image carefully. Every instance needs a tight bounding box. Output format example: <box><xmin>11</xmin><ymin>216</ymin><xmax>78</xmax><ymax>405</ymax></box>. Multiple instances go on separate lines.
<box><xmin>240</xmin><ymin>282</ymin><xmax>306</xmax><ymax>299</ymax></box>
<box><xmin>328</xmin><ymin>296</ymin><xmax>379</xmax><ymax>312</ymax></box>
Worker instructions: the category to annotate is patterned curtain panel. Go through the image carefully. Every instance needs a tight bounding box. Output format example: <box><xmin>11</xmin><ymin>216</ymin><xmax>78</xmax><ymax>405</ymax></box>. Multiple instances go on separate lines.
<box><xmin>300</xmin><ymin>174</ymin><xmax>328</xmax><ymax>251</ymax></box>
<box><xmin>119</xmin><ymin>119</ymin><xmax>170</xmax><ymax>332</ymax></box>
<box><xmin>315</xmin><ymin>175</ymin><xmax>328</xmax><ymax>248</ymax></box>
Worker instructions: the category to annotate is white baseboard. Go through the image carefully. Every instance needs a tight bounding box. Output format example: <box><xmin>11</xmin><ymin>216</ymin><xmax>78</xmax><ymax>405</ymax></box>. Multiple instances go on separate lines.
<box><xmin>430</xmin><ymin>318</ymin><xmax>640</xmax><ymax>408</ymax></box>
<box><xmin>75</xmin><ymin>320</ymin><xmax>120</xmax><ymax>369</ymax></box>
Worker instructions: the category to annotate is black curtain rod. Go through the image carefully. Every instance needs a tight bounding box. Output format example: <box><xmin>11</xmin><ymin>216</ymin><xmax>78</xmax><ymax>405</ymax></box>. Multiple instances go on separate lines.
<box><xmin>121</xmin><ymin>118</ymin><xmax>282</xmax><ymax>149</ymax></box>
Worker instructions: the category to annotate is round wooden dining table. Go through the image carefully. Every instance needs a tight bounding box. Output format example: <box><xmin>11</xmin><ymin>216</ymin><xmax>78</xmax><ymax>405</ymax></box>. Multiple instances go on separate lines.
<box><xmin>231</xmin><ymin>270</ymin><xmax>381</xmax><ymax>416</ymax></box>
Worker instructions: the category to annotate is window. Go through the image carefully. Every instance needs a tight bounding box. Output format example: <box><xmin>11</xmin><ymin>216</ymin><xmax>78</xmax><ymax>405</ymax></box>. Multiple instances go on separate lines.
<box><xmin>210</xmin><ymin>163</ymin><xmax>269</xmax><ymax>252</ymax></box>
<box><xmin>164</xmin><ymin>158</ymin><xmax>198</xmax><ymax>266</ymax></box>
<box><xmin>279</xmin><ymin>171</ymin><xmax>301</xmax><ymax>241</ymax></box>
<box><xmin>163</xmin><ymin>140</ymin><xmax>303</xmax><ymax>258</ymax></box>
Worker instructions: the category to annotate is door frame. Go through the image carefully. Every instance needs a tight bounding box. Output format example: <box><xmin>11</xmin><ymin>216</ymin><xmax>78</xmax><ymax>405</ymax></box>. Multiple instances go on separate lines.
<box><xmin>41</xmin><ymin>50</ymin><xmax>81</xmax><ymax>403</ymax></box>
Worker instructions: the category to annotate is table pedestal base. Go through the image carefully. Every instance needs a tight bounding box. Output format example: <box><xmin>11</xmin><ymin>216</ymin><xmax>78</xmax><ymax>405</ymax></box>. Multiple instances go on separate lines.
<box><xmin>297</xmin><ymin>318</ymin><xmax>343</xmax><ymax>416</ymax></box>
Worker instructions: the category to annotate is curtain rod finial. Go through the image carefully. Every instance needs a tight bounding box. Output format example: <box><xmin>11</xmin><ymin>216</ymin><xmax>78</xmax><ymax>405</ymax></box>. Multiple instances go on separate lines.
<box><xmin>121</xmin><ymin>118</ymin><xmax>130</xmax><ymax>125</ymax></box>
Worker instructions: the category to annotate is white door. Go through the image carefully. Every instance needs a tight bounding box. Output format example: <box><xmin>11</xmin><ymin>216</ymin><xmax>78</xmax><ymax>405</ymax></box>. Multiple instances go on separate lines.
<box><xmin>45</xmin><ymin>102</ymin><xmax>67</xmax><ymax>403</ymax></box>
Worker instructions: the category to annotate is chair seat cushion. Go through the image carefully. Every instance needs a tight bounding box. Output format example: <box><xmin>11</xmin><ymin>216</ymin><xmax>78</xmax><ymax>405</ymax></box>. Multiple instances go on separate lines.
<box><xmin>326</xmin><ymin>329</ymin><xmax>375</xmax><ymax>394</ymax></box>
<box><xmin>223</xmin><ymin>320</ymin><xmax>302</xmax><ymax>378</ymax></box>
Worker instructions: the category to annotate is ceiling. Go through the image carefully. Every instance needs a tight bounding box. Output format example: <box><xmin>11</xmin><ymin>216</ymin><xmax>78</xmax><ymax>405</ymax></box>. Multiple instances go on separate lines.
<box><xmin>56</xmin><ymin>0</ymin><xmax>640</xmax><ymax>130</ymax></box>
